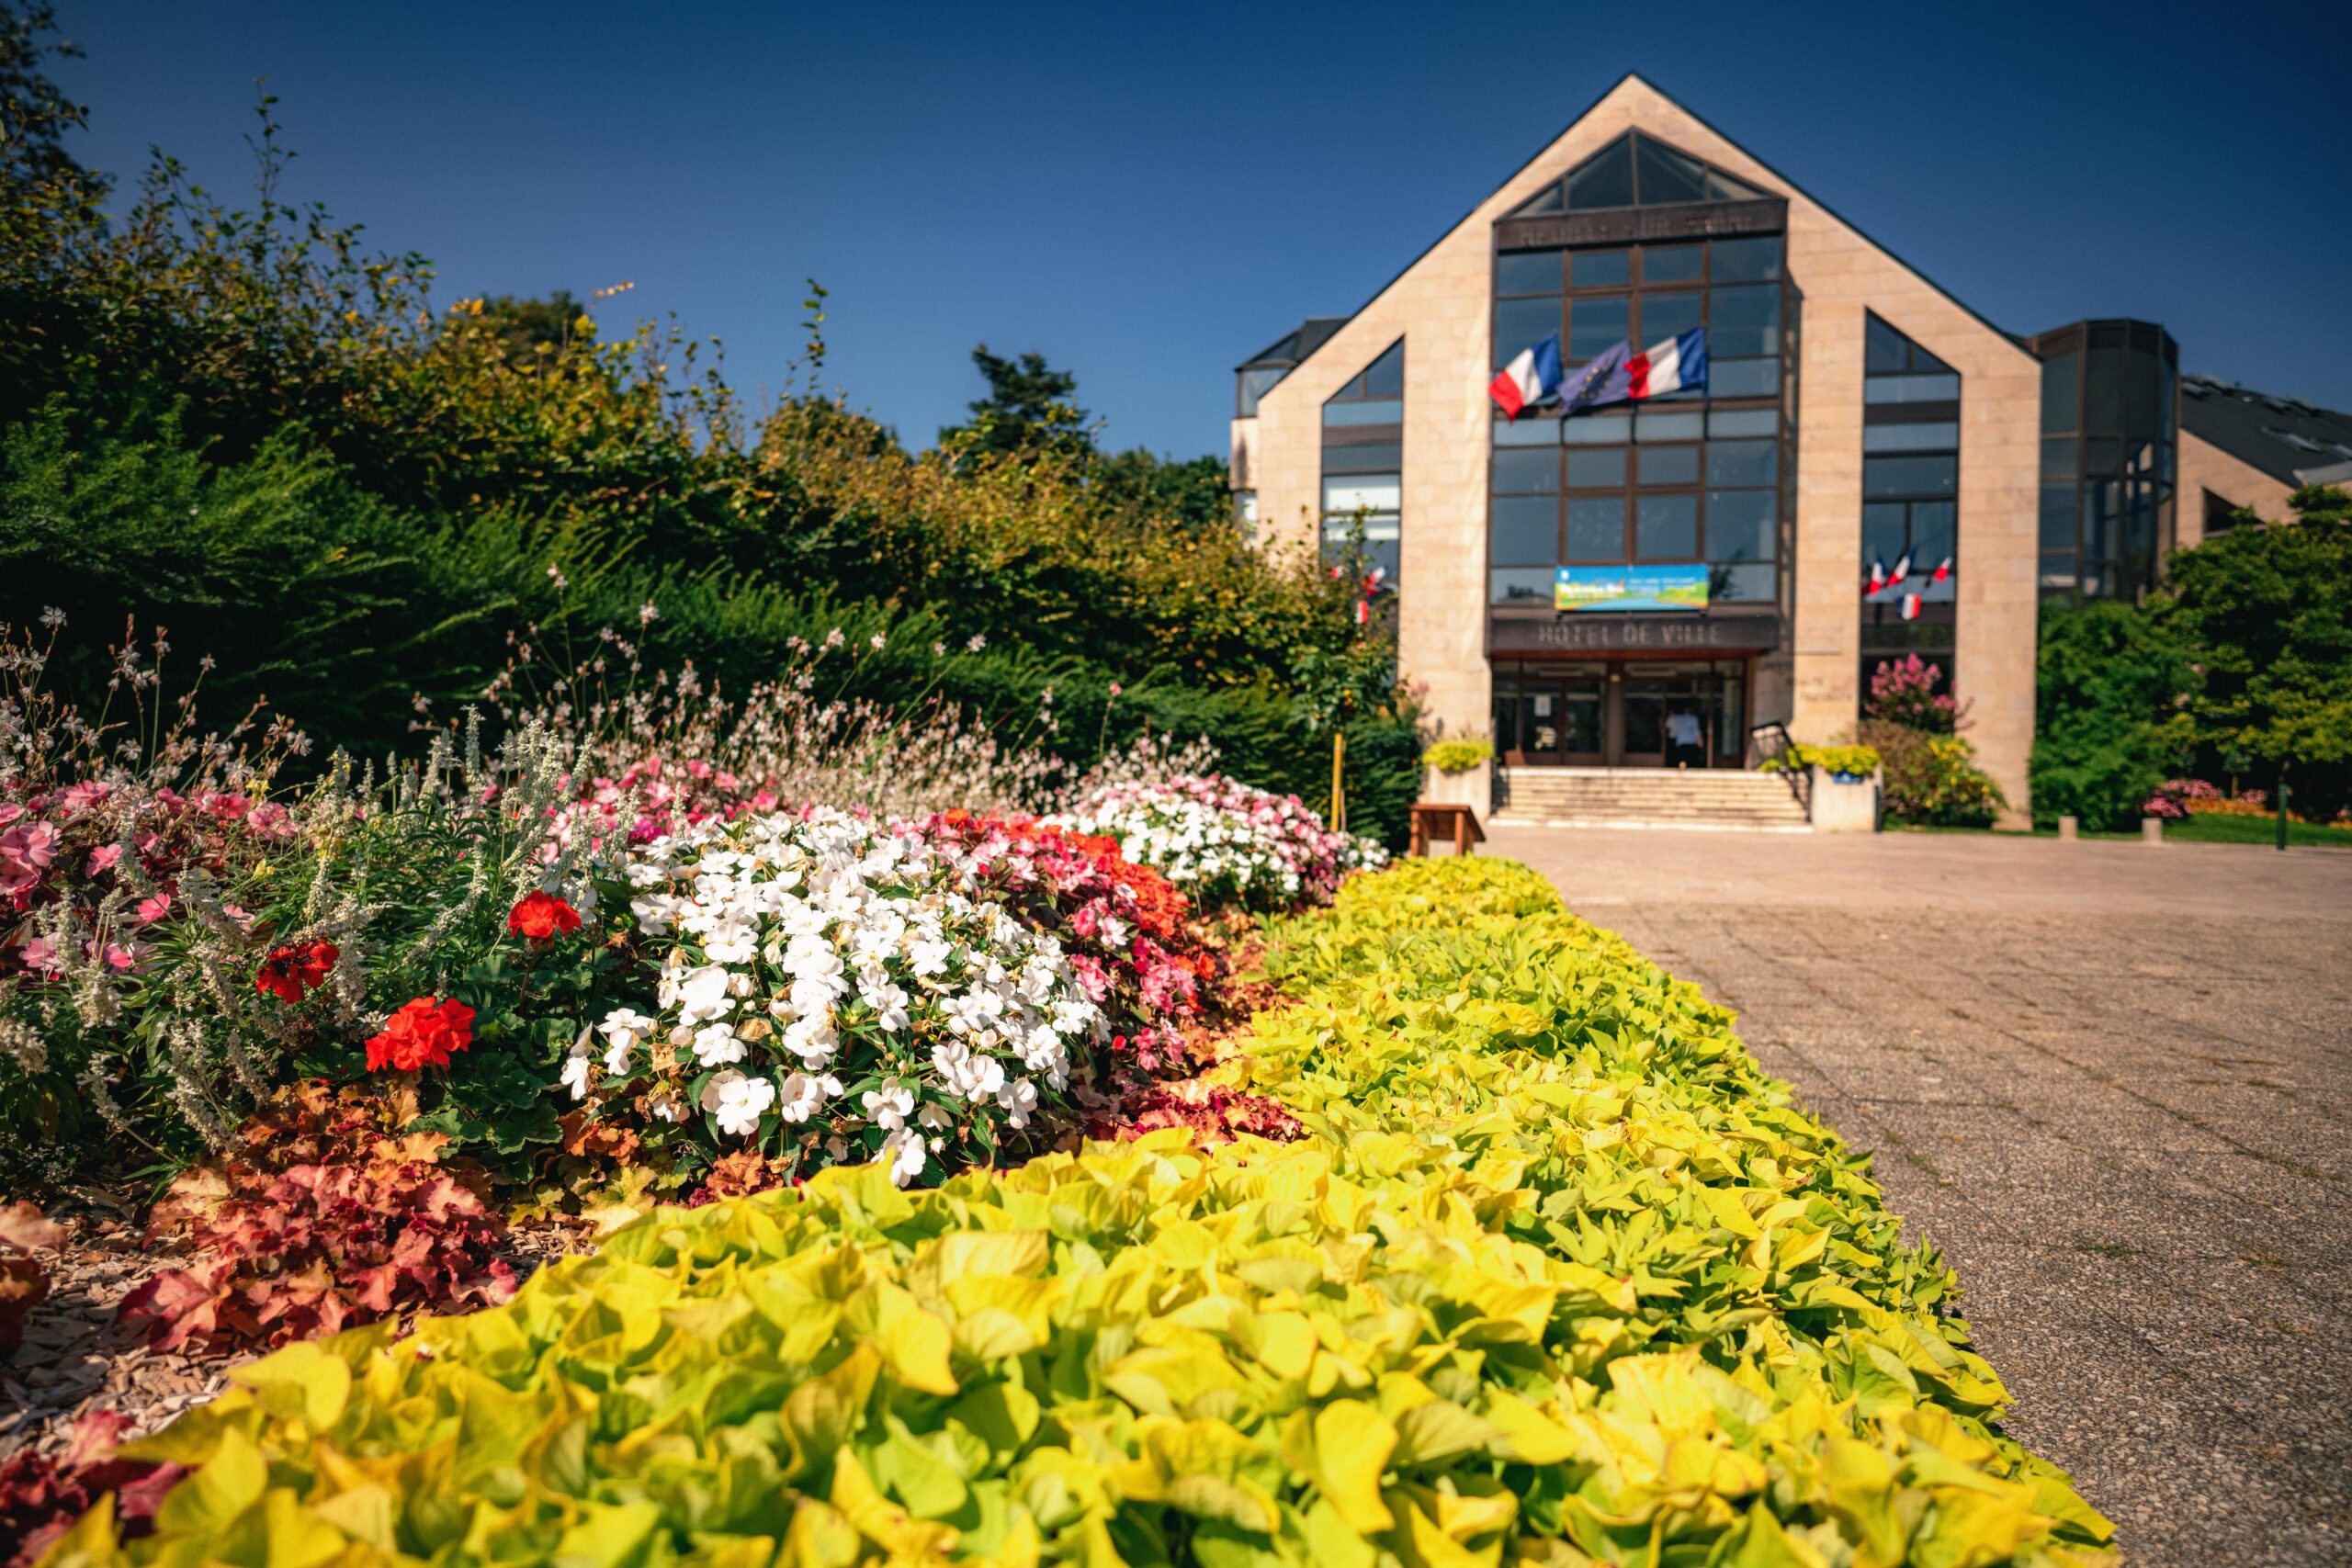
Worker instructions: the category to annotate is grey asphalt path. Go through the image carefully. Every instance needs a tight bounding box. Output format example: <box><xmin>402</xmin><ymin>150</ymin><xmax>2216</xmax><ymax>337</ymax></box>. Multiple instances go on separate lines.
<box><xmin>1484</xmin><ymin>826</ymin><xmax>2352</xmax><ymax>1568</ymax></box>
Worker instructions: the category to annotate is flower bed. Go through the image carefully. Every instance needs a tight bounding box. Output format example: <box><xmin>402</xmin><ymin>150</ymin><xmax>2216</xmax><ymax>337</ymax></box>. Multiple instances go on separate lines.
<box><xmin>51</xmin><ymin>858</ymin><xmax>2109</xmax><ymax>1567</ymax></box>
<box><xmin>1047</xmin><ymin>774</ymin><xmax>1385</xmax><ymax>913</ymax></box>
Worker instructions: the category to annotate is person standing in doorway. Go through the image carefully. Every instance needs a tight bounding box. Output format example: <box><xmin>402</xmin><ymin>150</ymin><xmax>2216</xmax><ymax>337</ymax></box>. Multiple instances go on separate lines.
<box><xmin>1666</xmin><ymin>706</ymin><xmax>1704</xmax><ymax>769</ymax></box>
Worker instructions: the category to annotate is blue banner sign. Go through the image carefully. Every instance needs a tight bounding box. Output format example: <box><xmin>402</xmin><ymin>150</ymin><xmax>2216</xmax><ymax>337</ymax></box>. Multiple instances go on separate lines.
<box><xmin>1555</xmin><ymin>564</ymin><xmax>1710</xmax><ymax>614</ymax></box>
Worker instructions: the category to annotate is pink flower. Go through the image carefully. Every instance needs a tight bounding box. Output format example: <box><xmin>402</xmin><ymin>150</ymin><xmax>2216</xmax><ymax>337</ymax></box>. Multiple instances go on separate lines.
<box><xmin>86</xmin><ymin>844</ymin><xmax>123</xmax><ymax>876</ymax></box>
<box><xmin>0</xmin><ymin>820</ymin><xmax>60</xmax><ymax>897</ymax></box>
<box><xmin>135</xmin><ymin>893</ymin><xmax>173</xmax><ymax>924</ymax></box>
<box><xmin>17</xmin><ymin>936</ymin><xmax>58</xmax><ymax>973</ymax></box>
<box><xmin>55</xmin><ymin>781</ymin><xmax>109</xmax><ymax>816</ymax></box>
<box><xmin>99</xmin><ymin>942</ymin><xmax>148</xmax><ymax>974</ymax></box>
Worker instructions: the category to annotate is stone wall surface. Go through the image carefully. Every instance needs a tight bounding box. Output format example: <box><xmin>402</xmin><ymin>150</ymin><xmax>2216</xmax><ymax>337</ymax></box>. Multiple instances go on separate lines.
<box><xmin>2176</xmin><ymin>428</ymin><xmax>2296</xmax><ymax>545</ymax></box>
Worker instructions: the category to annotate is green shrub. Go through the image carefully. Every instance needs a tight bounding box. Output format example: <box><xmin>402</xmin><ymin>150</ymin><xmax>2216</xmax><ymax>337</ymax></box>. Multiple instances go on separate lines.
<box><xmin>73</xmin><ymin>859</ymin><xmax>2109</xmax><ymax>1568</ymax></box>
<box><xmin>2029</xmin><ymin>598</ymin><xmax>2194</xmax><ymax>830</ymax></box>
<box><xmin>1419</xmin><ymin>738</ymin><xmax>1492</xmax><ymax>774</ymax></box>
<box><xmin>1859</xmin><ymin>722</ymin><xmax>2006</xmax><ymax>827</ymax></box>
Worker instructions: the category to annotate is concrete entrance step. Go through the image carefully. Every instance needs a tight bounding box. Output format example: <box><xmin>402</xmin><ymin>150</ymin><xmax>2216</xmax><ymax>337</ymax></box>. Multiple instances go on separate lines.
<box><xmin>1494</xmin><ymin>767</ymin><xmax>1809</xmax><ymax>830</ymax></box>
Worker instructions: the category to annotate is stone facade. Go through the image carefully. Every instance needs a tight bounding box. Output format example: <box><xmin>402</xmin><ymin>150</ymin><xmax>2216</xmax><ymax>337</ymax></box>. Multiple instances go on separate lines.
<box><xmin>1234</xmin><ymin>75</ymin><xmax>2042</xmax><ymax>820</ymax></box>
<box><xmin>2176</xmin><ymin>427</ymin><xmax>2296</xmax><ymax>545</ymax></box>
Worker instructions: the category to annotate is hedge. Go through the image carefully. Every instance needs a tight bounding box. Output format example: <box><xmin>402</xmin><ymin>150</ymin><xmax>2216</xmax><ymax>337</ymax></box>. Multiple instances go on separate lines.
<box><xmin>46</xmin><ymin>859</ymin><xmax>2109</xmax><ymax>1568</ymax></box>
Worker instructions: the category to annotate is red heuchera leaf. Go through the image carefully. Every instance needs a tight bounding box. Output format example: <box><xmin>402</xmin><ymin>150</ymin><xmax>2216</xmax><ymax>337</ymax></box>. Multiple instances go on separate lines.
<box><xmin>1099</xmin><ymin>1082</ymin><xmax>1306</xmax><ymax>1146</ymax></box>
<box><xmin>364</xmin><ymin>997</ymin><xmax>475</xmax><ymax>1073</ymax></box>
<box><xmin>0</xmin><ymin>1410</ymin><xmax>183</xmax><ymax>1568</ymax></box>
<box><xmin>122</xmin><ymin>1111</ymin><xmax>514</xmax><ymax>1354</ymax></box>
<box><xmin>506</xmin><ymin>890</ymin><xmax>582</xmax><ymax>940</ymax></box>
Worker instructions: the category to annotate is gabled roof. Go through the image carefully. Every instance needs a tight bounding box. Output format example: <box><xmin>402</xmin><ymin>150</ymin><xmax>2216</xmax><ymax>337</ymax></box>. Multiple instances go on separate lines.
<box><xmin>1235</xmin><ymin>72</ymin><xmax>2028</xmax><ymax>380</ymax></box>
<box><xmin>2180</xmin><ymin>373</ymin><xmax>2352</xmax><ymax>486</ymax></box>
<box><xmin>1237</xmin><ymin>317</ymin><xmax>1349</xmax><ymax>373</ymax></box>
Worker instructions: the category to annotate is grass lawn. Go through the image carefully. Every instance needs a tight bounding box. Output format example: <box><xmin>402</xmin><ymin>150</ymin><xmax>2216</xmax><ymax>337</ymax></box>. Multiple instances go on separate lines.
<box><xmin>2165</xmin><ymin>813</ymin><xmax>2352</xmax><ymax>849</ymax></box>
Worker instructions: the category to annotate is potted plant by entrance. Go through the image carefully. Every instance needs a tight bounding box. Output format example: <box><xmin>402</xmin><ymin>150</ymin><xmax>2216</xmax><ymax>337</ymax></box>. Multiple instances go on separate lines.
<box><xmin>1420</xmin><ymin>738</ymin><xmax>1495</xmax><ymax>818</ymax></box>
<box><xmin>1759</xmin><ymin>742</ymin><xmax>1882</xmax><ymax>831</ymax></box>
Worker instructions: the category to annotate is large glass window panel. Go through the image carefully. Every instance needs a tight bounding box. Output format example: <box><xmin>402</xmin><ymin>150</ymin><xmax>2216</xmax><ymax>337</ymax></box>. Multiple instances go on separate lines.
<box><xmin>1862</xmin><ymin>454</ymin><xmax>1957</xmax><ymax>499</ymax></box>
<box><xmin>1633</xmin><ymin>410</ymin><xmax>1704</xmax><ymax>441</ymax></box>
<box><xmin>1493</xmin><ymin>417</ymin><xmax>1561</xmax><ymax>446</ymax></box>
<box><xmin>1561</xmin><ymin>412</ymin><xmax>1632</xmax><ymax>445</ymax></box>
<box><xmin>1710</xmin><ymin>562</ymin><xmax>1775</xmax><ymax>602</ymax></box>
<box><xmin>1492</xmin><ymin>446</ymin><xmax>1559</xmax><ymax>493</ymax></box>
<box><xmin>1566</xmin><ymin>141</ymin><xmax>1635</xmax><ymax>210</ymax></box>
<box><xmin>1634</xmin><ymin>136</ymin><xmax>1712</xmax><ymax>205</ymax></box>
<box><xmin>1708</xmin><ymin>359</ymin><xmax>1779</xmax><ymax>399</ymax></box>
<box><xmin>1709</xmin><ymin>283</ymin><xmax>1781</xmax><ymax>357</ymax></box>
<box><xmin>1861</xmin><ymin>502</ymin><xmax>1908</xmax><ymax>565</ymax></box>
<box><xmin>1238</xmin><ymin>367</ymin><xmax>1287</xmax><ymax>417</ymax></box>
<box><xmin>2123</xmin><ymin>348</ymin><xmax>2160</xmax><ymax>434</ymax></box>
<box><xmin>2085</xmin><ymin>479</ymin><xmax>2121</xmax><ymax>560</ymax></box>
<box><xmin>1643</xmin><ymin>243</ymin><xmax>1702</xmax><ymax>283</ymax></box>
<box><xmin>1320</xmin><ymin>442</ymin><xmax>1401</xmax><ymax>474</ymax></box>
<box><xmin>2040</xmin><ymin>554</ymin><xmax>2076</xmax><ymax>589</ymax></box>
<box><xmin>1865</xmin><ymin>314</ymin><xmax>1911</xmax><ymax>374</ymax></box>
<box><xmin>1566</xmin><ymin>497</ymin><xmax>1626</xmax><ymax>559</ymax></box>
<box><xmin>2041</xmin><ymin>352</ymin><xmax>2079</xmax><ymax>434</ymax></box>
<box><xmin>1710</xmin><ymin>234</ymin><xmax>1781</xmax><ymax>281</ymax></box>
<box><xmin>1707</xmin><ymin>406</ymin><xmax>1780</xmax><ymax>436</ymax></box>
<box><xmin>1909</xmin><ymin>500</ymin><xmax>1956</xmax><ymax>562</ymax></box>
<box><xmin>1862</xmin><ymin>422</ymin><xmax>1961</xmax><ymax>453</ymax></box>
<box><xmin>1569</xmin><ymin>249</ymin><xmax>1631</xmax><ymax>288</ymax></box>
<box><xmin>2040</xmin><ymin>483</ymin><xmax>2077</xmax><ymax>549</ymax></box>
<box><xmin>1637</xmin><ymin>445</ymin><xmax>1699</xmax><ymax>487</ymax></box>
<box><xmin>1496</xmin><ymin>250</ymin><xmax>1564</xmax><ymax>296</ymax></box>
<box><xmin>1705</xmin><ymin>488</ymin><xmax>1775</xmax><ymax>559</ymax></box>
<box><xmin>1639</xmin><ymin>291</ymin><xmax>1702</xmax><ymax>343</ymax></box>
<box><xmin>1490</xmin><ymin>568</ymin><xmax>1554</xmax><ymax>604</ymax></box>
<box><xmin>1565</xmin><ymin>447</ymin><xmax>1626</xmax><ymax>488</ymax></box>
<box><xmin>1568</xmin><ymin>295</ymin><xmax>1630</xmax><ymax>359</ymax></box>
<box><xmin>1323</xmin><ymin>474</ymin><xmax>1400</xmax><ymax>513</ymax></box>
<box><xmin>1635</xmin><ymin>493</ymin><xmax>1699</xmax><ymax>558</ymax></box>
<box><xmin>2041</xmin><ymin>437</ymin><xmax>2076</xmax><ymax>480</ymax></box>
<box><xmin>1864</xmin><ymin>373</ymin><xmax>1962</xmax><ymax>404</ymax></box>
<box><xmin>1494</xmin><ymin>299</ymin><xmax>1562</xmax><ymax>368</ymax></box>
<box><xmin>1515</xmin><ymin>184</ymin><xmax>1563</xmax><ymax>217</ymax></box>
<box><xmin>1489</xmin><ymin>495</ymin><xmax>1558</xmax><ymax>564</ymax></box>
<box><xmin>2080</xmin><ymin>436</ymin><xmax>2123</xmax><ymax>476</ymax></box>
<box><xmin>1323</xmin><ymin>399</ymin><xmax>1403</xmax><ymax>426</ymax></box>
<box><xmin>1706</xmin><ymin>438</ymin><xmax>1777</xmax><ymax>486</ymax></box>
<box><xmin>2084</xmin><ymin>348</ymin><xmax>2124</xmax><ymax>431</ymax></box>
<box><xmin>1362</xmin><ymin>341</ymin><xmax>1405</xmax><ymax>398</ymax></box>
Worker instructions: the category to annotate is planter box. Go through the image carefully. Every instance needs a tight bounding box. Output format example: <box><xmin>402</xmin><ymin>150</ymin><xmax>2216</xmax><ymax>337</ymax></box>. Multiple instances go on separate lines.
<box><xmin>1808</xmin><ymin>765</ymin><xmax>1880</xmax><ymax>834</ymax></box>
<box><xmin>1420</xmin><ymin>763</ymin><xmax>1491</xmax><ymax>821</ymax></box>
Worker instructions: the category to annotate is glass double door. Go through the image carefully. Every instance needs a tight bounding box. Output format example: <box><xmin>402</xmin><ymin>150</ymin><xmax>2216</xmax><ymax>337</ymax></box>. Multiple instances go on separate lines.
<box><xmin>1496</xmin><ymin>660</ymin><xmax>1744</xmax><ymax>769</ymax></box>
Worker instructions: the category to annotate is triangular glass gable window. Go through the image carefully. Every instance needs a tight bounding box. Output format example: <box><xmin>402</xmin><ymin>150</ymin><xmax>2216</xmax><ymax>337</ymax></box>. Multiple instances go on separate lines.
<box><xmin>1327</xmin><ymin>339</ymin><xmax>1404</xmax><ymax>402</ymax></box>
<box><xmin>1510</xmin><ymin>131</ymin><xmax>1768</xmax><ymax>218</ymax></box>
<box><xmin>1865</xmin><ymin>312</ymin><xmax>1955</xmax><ymax>376</ymax></box>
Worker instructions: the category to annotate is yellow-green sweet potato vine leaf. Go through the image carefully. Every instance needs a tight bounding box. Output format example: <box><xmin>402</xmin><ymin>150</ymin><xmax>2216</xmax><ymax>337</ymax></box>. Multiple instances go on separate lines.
<box><xmin>49</xmin><ymin>857</ymin><xmax>2112</xmax><ymax>1568</ymax></box>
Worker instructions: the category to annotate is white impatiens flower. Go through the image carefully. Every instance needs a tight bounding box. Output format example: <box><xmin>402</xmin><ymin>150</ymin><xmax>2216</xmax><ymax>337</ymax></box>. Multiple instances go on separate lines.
<box><xmin>862</xmin><ymin>1079</ymin><xmax>916</xmax><ymax>1131</ymax></box>
<box><xmin>598</xmin><ymin>1008</ymin><xmax>656</xmax><ymax>1073</ymax></box>
<box><xmin>700</xmin><ymin>1069</ymin><xmax>775</xmax><ymax>1137</ymax></box>
<box><xmin>560</xmin><ymin>1043</ymin><xmax>594</xmax><ymax>1102</ymax></box>
<box><xmin>607</xmin><ymin>807</ymin><xmax>1105</xmax><ymax>1183</ymax></box>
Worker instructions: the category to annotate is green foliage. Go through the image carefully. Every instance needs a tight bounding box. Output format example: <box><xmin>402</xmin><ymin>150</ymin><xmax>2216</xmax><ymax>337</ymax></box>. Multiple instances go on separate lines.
<box><xmin>1419</xmin><ymin>738</ymin><xmax>1492</xmax><ymax>775</ymax></box>
<box><xmin>2157</xmin><ymin>485</ymin><xmax>2352</xmax><ymax>818</ymax></box>
<box><xmin>74</xmin><ymin>858</ymin><xmax>2107</xmax><ymax>1567</ymax></box>
<box><xmin>2028</xmin><ymin>597</ymin><xmax>2195</xmax><ymax>829</ymax></box>
<box><xmin>1858</xmin><ymin>722</ymin><xmax>2006</xmax><ymax>828</ymax></box>
<box><xmin>1088</xmin><ymin>447</ymin><xmax>1234</xmax><ymax>532</ymax></box>
<box><xmin>937</xmin><ymin>345</ymin><xmax>1094</xmax><ymax>462</ymax></box>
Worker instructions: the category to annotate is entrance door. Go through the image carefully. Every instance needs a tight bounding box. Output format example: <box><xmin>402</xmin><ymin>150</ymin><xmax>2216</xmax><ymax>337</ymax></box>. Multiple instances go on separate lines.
<box><xmin>1495</xmin><ymin>667</ymin><xmax>1604</xmax><ymax>765</ymax></box>
<box><xmin>1614</xmin><ymin>678</ymin><xmax>1668</xmax><ymax>767</ymax></box>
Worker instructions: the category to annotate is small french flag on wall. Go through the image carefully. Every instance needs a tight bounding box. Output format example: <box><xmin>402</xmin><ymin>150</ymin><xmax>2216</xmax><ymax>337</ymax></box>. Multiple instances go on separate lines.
<box><xmin>1488</xmin><ymin>331</ymin><xmax>1562</xmax><ymax>420</ymax></box>
<box><xmin>1932</xmin><ymin>557</ymin><xmax>1953</xmax><ymax>583</ymax></box>
<box><xmin>1866</xmin><ymin>555</ymin><xmax>1888</xmax><ymax>596</ymax></box>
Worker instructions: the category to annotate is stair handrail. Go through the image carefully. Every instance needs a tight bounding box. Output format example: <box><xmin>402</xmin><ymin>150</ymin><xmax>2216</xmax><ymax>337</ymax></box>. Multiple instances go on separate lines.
<box><xmin>1747</xmin><ymin>721</ymin><xmax>1812</xmax><ymax>821</ymax></box>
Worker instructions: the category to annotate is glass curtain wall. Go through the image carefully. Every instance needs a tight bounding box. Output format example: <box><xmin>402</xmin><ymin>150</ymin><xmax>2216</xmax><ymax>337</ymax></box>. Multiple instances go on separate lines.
<box><xmin>1487</xmin><ymin>233</ymin><xmax>1787</xmax><ymax>607</ymax></box>
<box><xmin>2032</xmin><ymin>321</ymin><xmax>2177</xmax><ymax>603</ymax></box>
<box><xmin>1859</xmin><ymin>313</ymin><xmax>1960</xmax><ymax>694</ymax></box>
<box><xmin>1321</xmin><ymin>340</ymin><xmax>1404</xmax><ymax>585</ymax></box>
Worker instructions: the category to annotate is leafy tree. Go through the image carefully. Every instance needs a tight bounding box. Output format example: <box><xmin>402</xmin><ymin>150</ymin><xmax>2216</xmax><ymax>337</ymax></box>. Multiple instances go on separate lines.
<box><xmin>2029</xmin><ymin>597</ymin><xmax>2195</xmax><ymax>829</ymax></box>
<box><xmin>1091</xmin><ymin>447</ymin><xmax>1233</xmax><ymax>531</ymax></box>
<box><xmin>2159</xmin><ymin>485</ymin><xmax>2352</xmax><ymax>818</ymax></box>
<box><xmin>938</xmin><ymin>345</ymin><xmax>1095</xmax><ymax>461</ymax></box>
<box><xmin>475</xmin><ymin>291</ymin><xmax>585</xmax><ymax>371</ymax></box>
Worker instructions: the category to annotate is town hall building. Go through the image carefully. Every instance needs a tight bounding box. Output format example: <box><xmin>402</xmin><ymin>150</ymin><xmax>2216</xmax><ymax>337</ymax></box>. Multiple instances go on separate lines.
<box><xmin>1228</xmin><ymin>74</ymin><xmax>2340</xmax><ymax>822</ymax></box>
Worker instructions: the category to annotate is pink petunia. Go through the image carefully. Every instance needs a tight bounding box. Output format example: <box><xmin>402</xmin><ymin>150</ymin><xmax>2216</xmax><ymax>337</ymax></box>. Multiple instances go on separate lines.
<box><xmin>17</xmin><ymin>935</ymin><xmax>58</xmax><ymax>973</ymax></box>
<box><xmin>135</xmin><ymin>893</ymin><xmax>173</xmax><ymax>924</ymax></box>
<box><xmin>86</xmin><ymin>844</ymin><xmax>123</xmax><ymax>875</ymax></box>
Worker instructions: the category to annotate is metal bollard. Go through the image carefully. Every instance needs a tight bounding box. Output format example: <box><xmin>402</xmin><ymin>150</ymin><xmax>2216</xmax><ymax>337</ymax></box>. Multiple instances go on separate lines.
<box><xmin>2057</xmin><ymin>816</ymin><xmax>2078</xmax><ymax>841</ymax></box>
<box><xmin>2142</xmin><ymin>817</ymin><xmax>2163</xmax><ymax>845</ymax></box>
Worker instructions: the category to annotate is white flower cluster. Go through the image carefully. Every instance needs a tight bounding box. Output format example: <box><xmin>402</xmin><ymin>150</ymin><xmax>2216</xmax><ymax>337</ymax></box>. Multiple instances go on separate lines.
<box><xmin>577</xmin><ymin>808</ymin><xmax>1102</xmax><ymax>1185</ymax></box>
<box><xmin>1047</xmin><ymin>774</ymin><xmax>1385</xmax><ymax>911</ymax></box>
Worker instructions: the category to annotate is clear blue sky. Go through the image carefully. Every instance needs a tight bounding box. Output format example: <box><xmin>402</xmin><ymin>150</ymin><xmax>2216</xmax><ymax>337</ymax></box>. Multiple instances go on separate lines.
<box><xmin>48</xmin><ymin>0</ymin><xmax>2352</xmax><ymax>458</ymax></box>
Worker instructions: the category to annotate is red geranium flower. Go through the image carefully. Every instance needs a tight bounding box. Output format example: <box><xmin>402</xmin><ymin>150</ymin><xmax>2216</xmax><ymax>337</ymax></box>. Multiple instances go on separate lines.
<box><xmin>365</xmin><ymin>998</ymin><xmax>476</xmax><ymax>1073</ymax></box>
<box><xmin>254</xmin><ymin>940</ymin><xmax>339</xmax><ymax>1003</ymax></box>
<box><xmin>507</xmin><ymin>891</ymin><xmax>582</xmax><ymax>941</ymax></box>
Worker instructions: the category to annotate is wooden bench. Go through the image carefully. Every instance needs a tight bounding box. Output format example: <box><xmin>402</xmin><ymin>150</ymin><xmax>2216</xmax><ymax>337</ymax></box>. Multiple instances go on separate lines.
<box><xmin>1408</xmin><ymin>802</ymin><xmax>1486</xmax><ymax>857</ymax></box>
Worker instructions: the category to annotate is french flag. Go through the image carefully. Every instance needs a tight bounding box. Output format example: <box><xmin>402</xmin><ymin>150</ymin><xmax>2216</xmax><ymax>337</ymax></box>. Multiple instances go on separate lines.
<box><xmin>1622</xmin><ymin>328</ymin><xmax>1709</xmax><ymax>403</ymax></box>
<box><xmin>1488</xmin><ymin>331</ymin><xmax>1562</xmax><ymax>420</ymax></box>
<box><xmin>1900</xmin><ymin>593</ymin><xmax>1922</xmax><ymax>622</ymax></box>
<box><xmin>1932</xmin><ymin>557</ymin><xmax>1953</xmax><ymax>584</ymax></box>
<box><xmin>1888</xmin><ymin>549</ymin><xmax>1914</xmax><ymax>589</ymax></box>
<box><xmin>1866</xmin><ymin>554</ymin><xmax>1888</xmax><ymax>597</ymax></box>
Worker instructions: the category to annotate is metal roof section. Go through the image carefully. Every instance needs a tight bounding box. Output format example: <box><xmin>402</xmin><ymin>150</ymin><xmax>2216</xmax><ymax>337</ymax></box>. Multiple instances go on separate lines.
<box><xmin>2181</xmin><ymin>372</ymin><xmax>2352</xmax><ymax>486</ymax></box>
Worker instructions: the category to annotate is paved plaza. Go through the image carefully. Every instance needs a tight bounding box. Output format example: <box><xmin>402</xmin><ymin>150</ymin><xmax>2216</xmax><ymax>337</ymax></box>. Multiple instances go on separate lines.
<box><xmin>1487</xmin><ymin>825</ymin><xmax>2352</xmax><ymax>1568</ymax></box>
